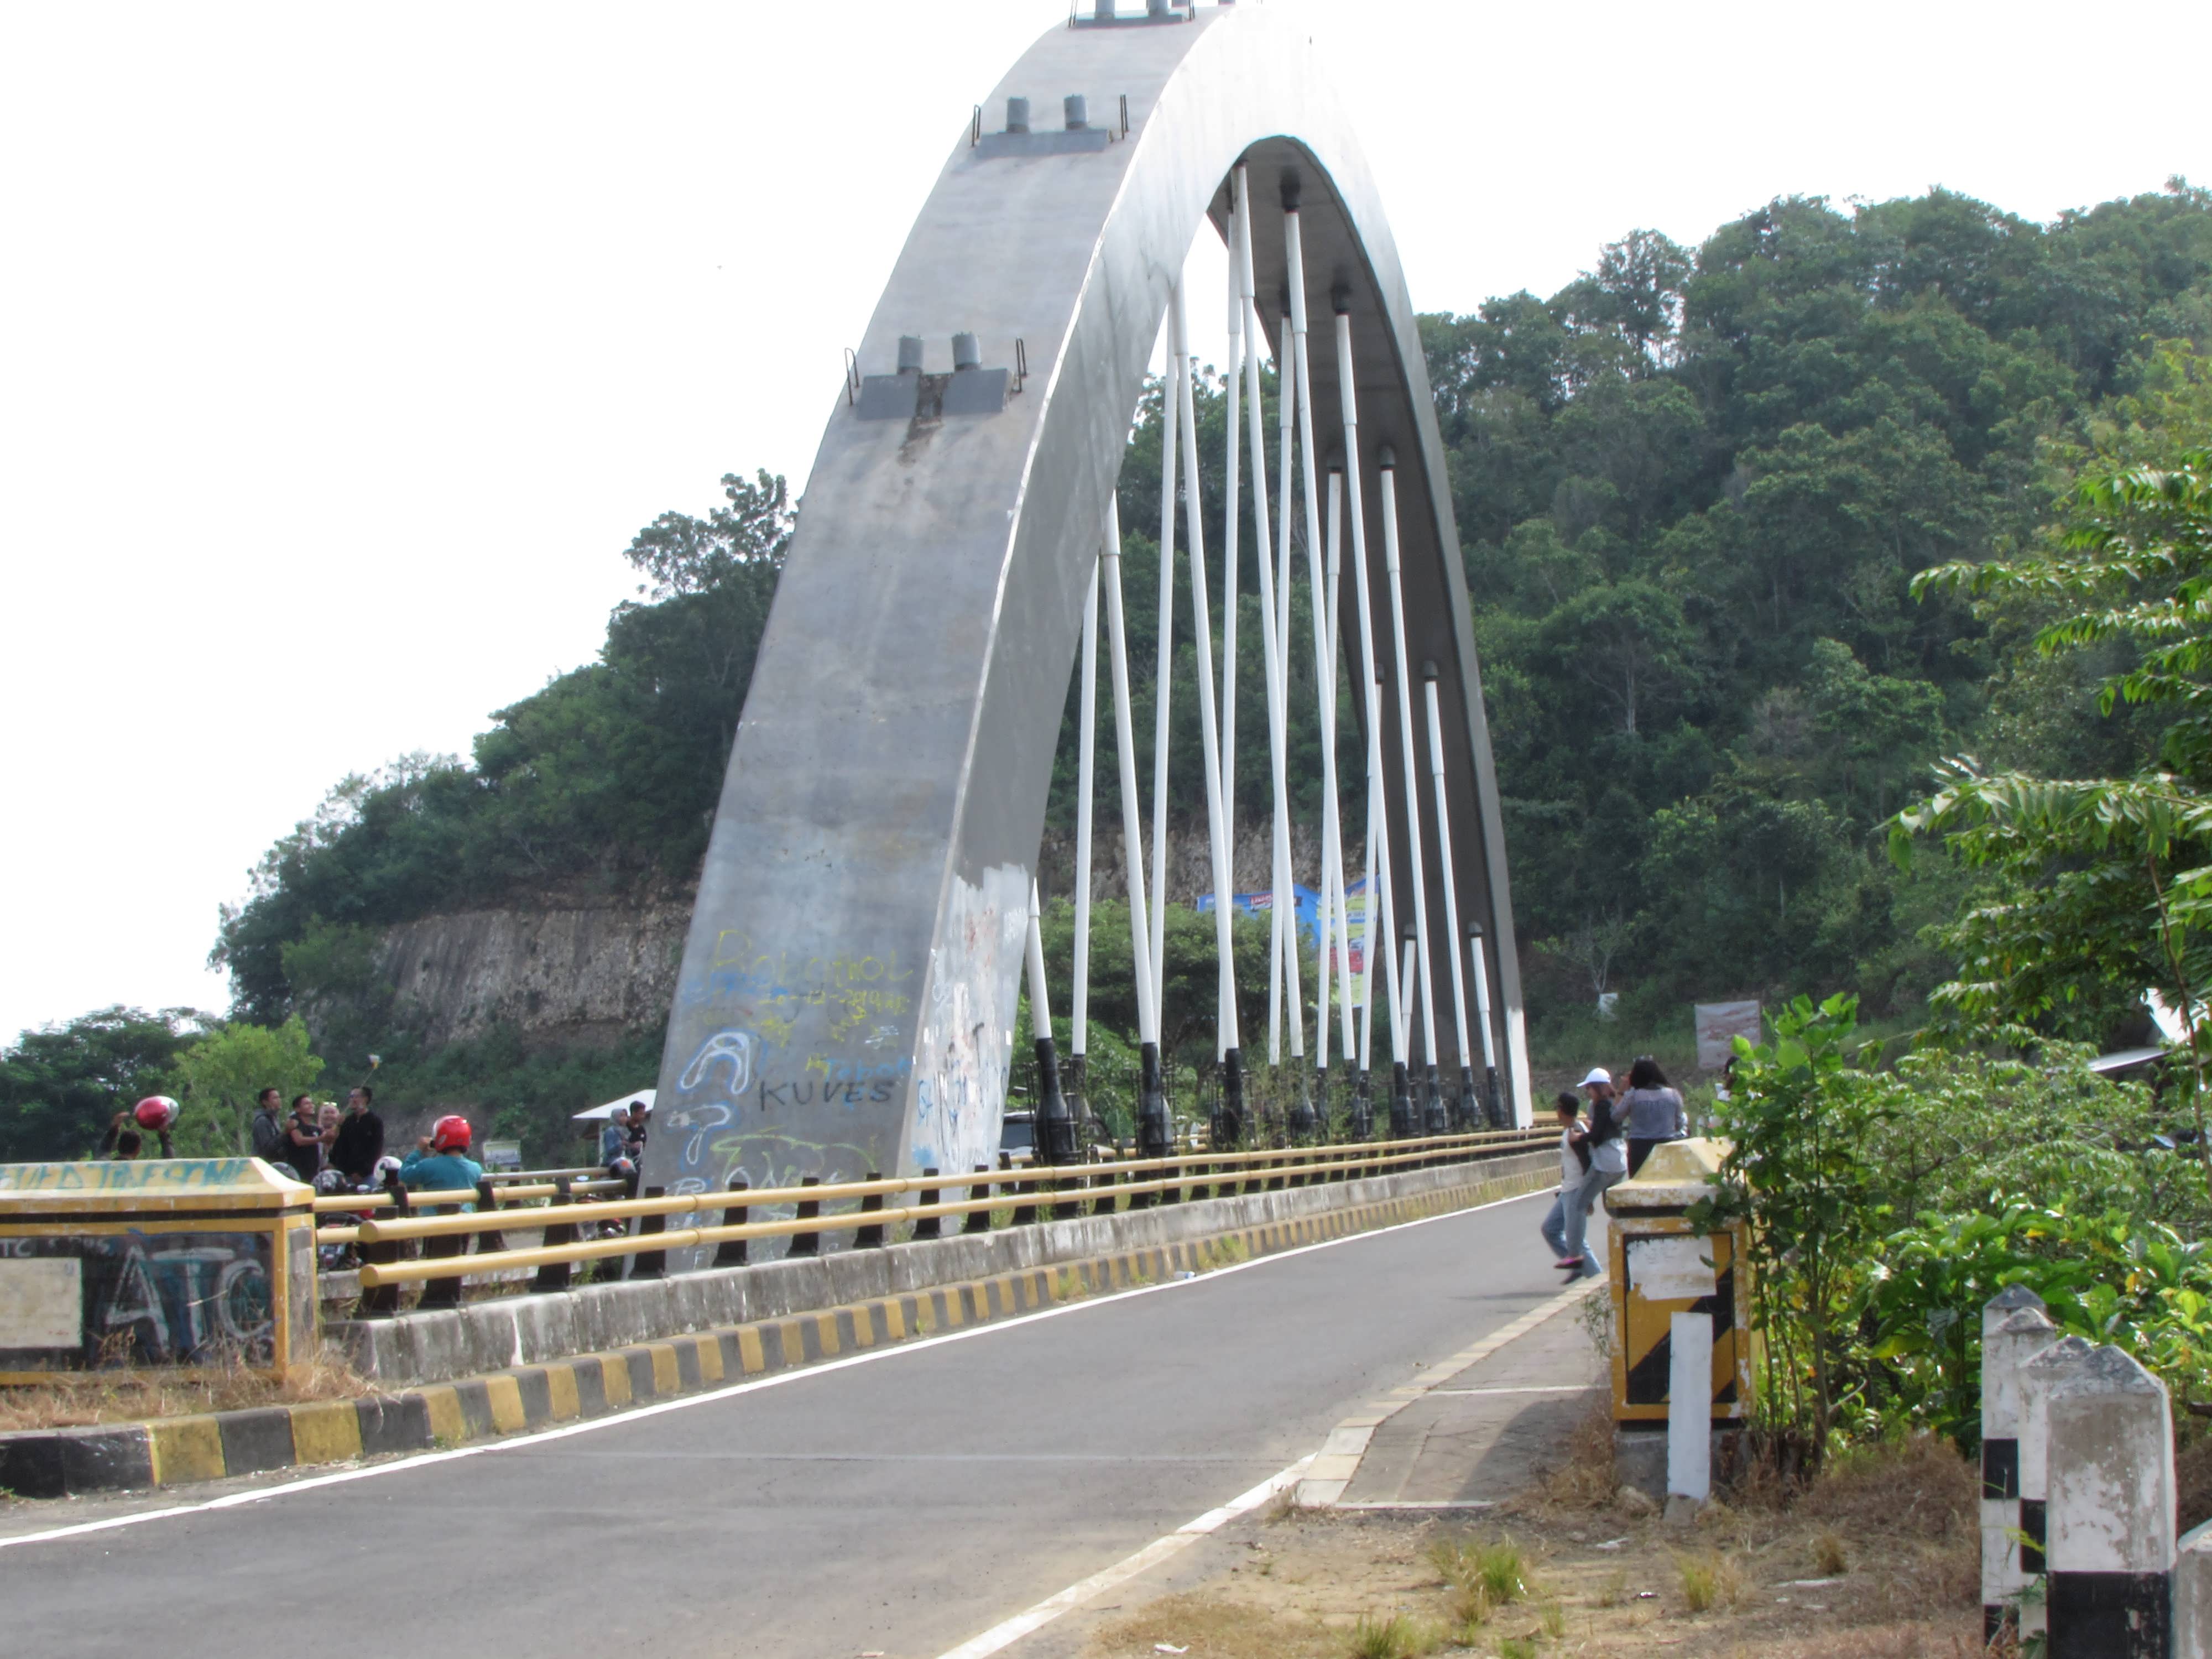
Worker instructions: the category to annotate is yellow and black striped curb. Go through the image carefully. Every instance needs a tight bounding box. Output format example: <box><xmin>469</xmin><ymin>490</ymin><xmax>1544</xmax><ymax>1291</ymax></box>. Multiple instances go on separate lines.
<box><xmin>0</xmin><ymin>1162</ymin><xmax>1550</xmax><ymax>1500</ymax></box>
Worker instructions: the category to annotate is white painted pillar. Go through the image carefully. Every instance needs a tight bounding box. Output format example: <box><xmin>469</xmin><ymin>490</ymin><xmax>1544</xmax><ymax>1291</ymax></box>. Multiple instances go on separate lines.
<box><xmin>2046</xmin><ymin>1344</ymin><xmax>2176</xmax><ymax>1657</ymax></box>
<box><xmin>1667</xmin><ymin>1310</ymin><xmax>1712</xmax><ymax>1505</ymax></box>
<box><xmin>2174</xmin><ymin>1520</ymin><xmax>2212</xmax><ymax>1659</ymax></box>
<box><xmin>1983</xmin><ymin>1287</ymin><xmax>2059</xmax><ymax>1646</ymax></box>
<box><xmin>2020</xmin><ymin>1335</ymin><xmax>2099</xmax><ymax>1652</ymax></box>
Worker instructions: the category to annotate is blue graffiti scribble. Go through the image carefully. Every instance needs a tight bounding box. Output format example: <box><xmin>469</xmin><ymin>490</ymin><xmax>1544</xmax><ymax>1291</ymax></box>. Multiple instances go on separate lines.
<box><xmin>678</xmin><ymin>1030</ymin><xmax>755</xmax><ymax>1097</ymax></box>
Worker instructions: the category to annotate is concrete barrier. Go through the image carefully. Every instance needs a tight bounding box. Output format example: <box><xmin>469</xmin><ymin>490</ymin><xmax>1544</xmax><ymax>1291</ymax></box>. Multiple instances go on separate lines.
<box><xmin>330</xmin><ymin>1151</ymin><xmax>1552</xmax><ymax>1387</ymax></box>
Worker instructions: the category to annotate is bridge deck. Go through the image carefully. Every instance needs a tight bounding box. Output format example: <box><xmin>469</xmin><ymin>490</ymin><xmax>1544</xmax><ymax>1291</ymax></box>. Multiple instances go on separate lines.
<box><xmin>0</xmin><ymin>1188</ymin><xmax>1590</xmax><ymax>1658</ymax></box>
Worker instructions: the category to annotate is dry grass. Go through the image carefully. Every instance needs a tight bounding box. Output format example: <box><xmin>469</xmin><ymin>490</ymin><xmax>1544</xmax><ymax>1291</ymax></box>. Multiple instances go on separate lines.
<box><xmin>1675</xmin><ymin>1548</ymin><xmax>1746</xmax><ymax>1612</ymax></box>
<box><xmin>0</xmin><ymin>1344</ymin><xmax>368</xmax><ymax>1432</ymax></box>
<box><xmin>1540</xmin><ymin>1398</ymin><xmax>1621</xmax><ymax>1508</ymax></box>
<box><xmin>1083</xmin><ymin>1436</ymin><xmax>1984</xmax><ymax>1659</ymax></box>
<box><xmin>1086</xmin><ymin>1590</ymin><xmax>1338</xmax><ymax>1658</ymax></box>
<box><xmin>1347</xmin><ymin>1611</ymin><xmax>1438</xmax><ymax>1658</ymax></box>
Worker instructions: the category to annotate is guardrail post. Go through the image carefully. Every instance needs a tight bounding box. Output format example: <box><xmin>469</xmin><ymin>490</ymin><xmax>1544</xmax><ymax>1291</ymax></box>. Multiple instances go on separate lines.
<box><xmin>1051</xmin><ymin>1166</ymin><xmax>1080</xmax><ymax>1221</ymax></box>
<box><xmin>1090</xmin><ymin>1167</ymin><xmax>1117</xmax><ymax>1217</ymax></box>
<box><xmin>631</xmin><ymin>1187</ymin><xmax>669</xmax><ymax>1279</ymax></box>
<box><xmin>711</xmin><ymin>1177</ymin><xmax>752</xmax><ymax>1267</ymax></box>
<box><xmin>1008</xmin><ymin>1152</ymin><xmax>1038</xmax><ymax>1227</ymax></box>
<box><xmin>912</xmin><ymin>1169</ymin><xmax>942</xmax><ymax>1241</ymax></box>
<box><xmin>421</xmin><ymin>1215</ymin><xmax>466</xmax><ymax>1311</ymax></box>
<box><xmin>1129</xmin><ymin>1159</ymin><xmax>1156</xmax><ymax>1211</ymax></box>
<box><xmin>855</xmin><ymin>1175</ymin><xmax>886</xmax><ymax>1248</ymax></box>
<box><xmin>474</xmin><ymin>1177</ymin><xmax>508</xmax><ymax>1255</ymax></box>
<box><xmin>962</xmin><ymin>1165</ymin><xmax>993</xmax><ymax>1233</ymax></box>
<box><xmin>533</xmin><ymin>1177</ymin><xmax>576</xmax><ymax>1292</ymax></box>
<box><xmin>356</xmin><ymin>1176</ymin><xmax>410</xmax><ymax>1317</ymax></box>
<box><xmin>787</xmin><ymin>1176</ymin><xmax>823</xmax><ymax>1256</ymax></box>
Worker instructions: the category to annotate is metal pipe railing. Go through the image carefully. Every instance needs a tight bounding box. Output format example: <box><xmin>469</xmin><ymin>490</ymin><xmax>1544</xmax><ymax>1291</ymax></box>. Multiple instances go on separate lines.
<box><xmin>311</xmin><ymin>1171</ymin><xmax>628</xmax><ymax>1214</ymax></box>
<box><xmin>346</xmin><ymin>1130</ymin><xmax>1547</xmax><ymax>1289</ymax></box>
<box><xmin>345</xmin><ymin>1128</ymin><xmax>1541</xmax><ymax>1244</ymax></box>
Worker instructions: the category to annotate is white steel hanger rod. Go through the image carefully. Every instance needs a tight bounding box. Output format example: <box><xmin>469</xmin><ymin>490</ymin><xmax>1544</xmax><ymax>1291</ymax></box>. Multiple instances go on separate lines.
<box><xmin>1422</xmin><ymin>672</ymin><xmax>1472</xmax><ymax>1081</ymax></box>
<box><xmin>1332</xmin><ymin>305</ymin><xmax>1405</xmax><ymax>1063</ymax></box>
<box><xmin>1025</xmin><ymin>880</ymin><xmax>1054</xmax><ymax>1044</ymax></box>
<box><xmin>1150</xmin><ymin>314</ymin><xmax>1177</xmax><ymax>1030</ymax></box>
<box><xmin>1378</xmin><ymin>455</ymin><xmax>1438</xmax><ymax>1074</ymax></box>
<box><xmin>1100</xmin><ymin>498</ymin><xmax>1160</xmax><ymax>1050</ymax></box>
<box><xmin>1239</xmin><ymin>170</ymin><xmax>1297</xmax><ymax>1068</ymax></box>
<box><xmin>1323</xmin><ymin>467</ymin><xmax>1358</xmax><ymax>1062</ymax></box>
<box><xmin>1172</xmin><ymin>281</ymin><xmax>1242</xmax><ymax>1063</ymax></box>
<box><xmin>1072</xmin><ymin>566</ymin><xmax>1098</xmax><ymax>1061</ymax></box>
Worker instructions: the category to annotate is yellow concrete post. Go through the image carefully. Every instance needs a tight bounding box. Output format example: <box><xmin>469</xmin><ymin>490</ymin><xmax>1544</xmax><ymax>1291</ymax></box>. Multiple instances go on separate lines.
<box><xmin>1601</xmin><ymin>1138</ymin><xmax>1751</xmax><ymax>1427</ymax></box>
<box><xmin>0</xmin><ymin>1157</ymin><xmax>317</xmax><ymax>1381</ymax></box>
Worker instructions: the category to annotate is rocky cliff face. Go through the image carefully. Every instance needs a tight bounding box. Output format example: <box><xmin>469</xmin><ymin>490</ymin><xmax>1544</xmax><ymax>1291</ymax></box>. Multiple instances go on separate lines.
<box><xmin>374</xmin><ymin>901</ymin><xmax>692</xmax><ymax>1049</ymax></box>
<box><xmin>369</xmin><ymin>823</ymin><xmax>1344</xmax><ymax>1053</ymax></box>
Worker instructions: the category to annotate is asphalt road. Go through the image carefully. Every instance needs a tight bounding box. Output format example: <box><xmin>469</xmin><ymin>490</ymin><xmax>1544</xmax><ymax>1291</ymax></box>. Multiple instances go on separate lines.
<box><xmin>0</xmin><ymin>1187</ymin><xmax>1583</xmax><ymax>1659</ymax></box>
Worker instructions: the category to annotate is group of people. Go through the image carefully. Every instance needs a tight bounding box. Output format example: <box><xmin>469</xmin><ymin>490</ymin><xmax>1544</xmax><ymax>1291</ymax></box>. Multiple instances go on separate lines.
<box><xmin>1540</xmin><ymin>1056</ymin><xmax>1688</xmax><ymax>1280</ymax></box>
<box><xmin>247</xmin><ymin>1086</ymin><xmax>484</xmax><ymax>1197</ymax></box>
<box><xmin>599</xmin><ymin>1099</ymin><xmax>650</xmax><ymax>1177</ymax></box>
<box><xmin>251</xmin><ymin>1086</ymin><xmax>387</xmax><ymax>1188</ymax></box>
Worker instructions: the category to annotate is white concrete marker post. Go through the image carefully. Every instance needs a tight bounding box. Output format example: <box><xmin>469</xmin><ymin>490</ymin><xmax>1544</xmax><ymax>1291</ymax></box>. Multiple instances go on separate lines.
<box><xmin>1983</xmin><ymin>1289</ymin><xmax>2059</xmax><ymax>1645</ymax></box>
<box><xmin>2175</xmin><ymin>1520</ymin><xmax>2212</xmax><ymax>1658</ymax></box>
<box><xmin>1667</xmin><ymin>1310</ymin><xmax>1712</xmax><ymax>1507</ymax></box>
<box><xmin>2045</xmin><ymin>1343</ymin><xmax>2176</xmax><ymax>1658</ymax></box>
<box><xmin>2021</xmin><ymin>1337</ymin><xmax>2099</xmax><ymax>1650</ymax></box>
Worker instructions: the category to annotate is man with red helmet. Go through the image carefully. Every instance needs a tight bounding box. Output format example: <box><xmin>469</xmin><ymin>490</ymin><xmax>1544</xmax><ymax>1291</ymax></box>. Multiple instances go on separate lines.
<box><xmin>398</xmin><ymin>1115</ymin><xmax>483</xmax><ymax>1198</ymax></box>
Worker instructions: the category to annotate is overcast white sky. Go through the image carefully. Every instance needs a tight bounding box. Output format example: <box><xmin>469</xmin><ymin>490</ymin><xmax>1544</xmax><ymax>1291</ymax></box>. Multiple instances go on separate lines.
<box><xmin>2</xmin><ymin>0</ymin><xmax>2204</xmax><ymax>1047</ymax></box>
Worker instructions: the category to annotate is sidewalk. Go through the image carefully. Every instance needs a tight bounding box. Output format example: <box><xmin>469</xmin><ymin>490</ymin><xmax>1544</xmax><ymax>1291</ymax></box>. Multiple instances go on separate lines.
<box><xmin>1336</xmin><ymin>1300</ymin><xmax>1605</xmax><ymax>1507</ymax></box>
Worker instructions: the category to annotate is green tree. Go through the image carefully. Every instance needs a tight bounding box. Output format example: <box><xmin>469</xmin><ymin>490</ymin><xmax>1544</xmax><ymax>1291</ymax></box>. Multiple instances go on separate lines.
<box><xmin>1896</xmin><ymin>446</ymin><xmax>2212</xmax><ymax>1177</ymax></box>
<box><xmin>171</xmin><ymin>1018</ymin><xmax>326</xmax><ymax>1157</ymax></box>
<box><xmin>0</xmin><ymin>1006</ymin><xmax>209</xmax><ymax>1162</ymax></box>
<box><xmin>1698</xmin><ymin>993</ymin><xmax>1893</xmax><ymax>1451</ymax></box>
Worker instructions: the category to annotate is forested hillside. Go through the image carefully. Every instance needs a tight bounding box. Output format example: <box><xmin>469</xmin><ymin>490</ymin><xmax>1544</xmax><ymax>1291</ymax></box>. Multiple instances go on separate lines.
<box><xmin>9</xmin><ymin>181</ymin><xmax>2209</xmax><ymax>1164</ymax></box>
<box><xmin>1426</xmin><ymin>185</ymin><xmax>2212</xmax><ymax>1024</ymax></box>
<box><xmin>229</xmin><ymin>180</ymin><xmax>2212</xmax><ymax>1040</ymax></box>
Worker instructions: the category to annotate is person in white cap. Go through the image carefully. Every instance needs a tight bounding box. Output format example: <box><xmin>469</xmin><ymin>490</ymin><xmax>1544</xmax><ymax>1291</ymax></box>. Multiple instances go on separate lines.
<box><xmin>1559</xmin><ymin>1066</ymin><xmax>1626</xmax><ymax>1274</ymax></box>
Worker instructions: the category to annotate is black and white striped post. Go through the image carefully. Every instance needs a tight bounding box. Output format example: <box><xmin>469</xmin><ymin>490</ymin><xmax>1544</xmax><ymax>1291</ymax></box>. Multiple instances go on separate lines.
<box><xmin>2021</xmin><ymin>1335</ymin><xmax>2099</xmax><ymax>1652</ymax></box>
<box><xmin>2029</xmin><ymin>1339</ymin><xmax>2177</xmax><ymax>1657</ymax></box>
<box><xmin>1983</xmin><ymin>1287</ymin><xmax>2059</xmax><ymax>1645</ymax></box>
<box><xmin>2175</xmin><ymin>1519</ymin><xmax>2212</xmax><ymax>1657</ymax></box>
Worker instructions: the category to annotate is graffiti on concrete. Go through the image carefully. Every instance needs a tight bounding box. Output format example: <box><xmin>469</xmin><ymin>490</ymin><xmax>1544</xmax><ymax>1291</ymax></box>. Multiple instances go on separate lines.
<box><xmin>0</xmin><ymin>1231</ymin><xmax>275</xmax><ymax>1368</ymax></box>
<box><xmin>912</xmin><ymin>864</ymin><xmax>1027</xmax><ymax>1178</ymax></box>
<box><xmin>0</xmin><ymin>1159</ymin><xmax>264</xmax><ymax>1194</ymax></box>
<box><xmin>684</xmin><ymin>937</ymin><xmax>917</xmax><ymax>1053</ymax></box>
<box><xmin>677</xmin><ymin>1029</ymin><xmax>755</xmax><ymax>1095</ymax></box>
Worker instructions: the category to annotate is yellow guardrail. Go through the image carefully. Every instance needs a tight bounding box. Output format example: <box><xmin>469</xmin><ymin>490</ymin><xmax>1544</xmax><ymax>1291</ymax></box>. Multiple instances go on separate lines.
<box><xmin>343</xmin><ymin>1129</ymin><xmax>1550</xmax><ymax>1289</ymax></box>
<box><xmin>313</xmin><ymin>1176</ymin><xmax>632</xmax><ymax>1247</ymax></box>
<box><xmin>310</xmin><ymin>1171</ymin><xmax>626</xmax><ymax>1215</ymax></box>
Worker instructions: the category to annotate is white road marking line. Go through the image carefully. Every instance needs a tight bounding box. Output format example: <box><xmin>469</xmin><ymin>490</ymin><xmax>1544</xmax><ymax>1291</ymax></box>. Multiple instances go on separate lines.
<box><xmin>932</xmin><ymin>1460</ymin><xmax>1312</xmax><ymax>1659</ymax></box>
<box><xmin>0</xmin><ymin>1182</ymin><xmax>1548</xmax><ymax>1553</ymax></box>
<box><xmin>1426</xmin><ymin>1384</ymin><xmax>1605</xmax><ymax>1397</ymax></box>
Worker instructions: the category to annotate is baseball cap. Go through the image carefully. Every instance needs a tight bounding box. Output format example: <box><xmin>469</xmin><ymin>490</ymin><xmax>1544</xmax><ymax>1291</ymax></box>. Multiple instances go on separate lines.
<box><xmin>1579</xmin><ymin>1067</ymin><xmax>1612</xmax><ymax>1087</ymax></box>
